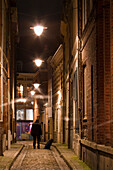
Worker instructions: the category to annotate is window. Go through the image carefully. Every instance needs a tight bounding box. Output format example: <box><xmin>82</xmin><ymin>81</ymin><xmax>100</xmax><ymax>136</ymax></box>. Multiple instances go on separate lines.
<box><xmin>17</xmin><ymin>109</ymin><xmax>24</xmax><ymax>120</ymax></box>
<box><xmin>17</xmin><ymin>78</ymin><xmax>24</xmax><ymax>80</ymax></box>
<box><xmin>83</xmin><ymin>65</ymin><xmax>87</xmax><ymax>119</ymax></box>
<box><xmin>54</xmin><ymin>110</ymin><xmax>57</xmax><ymax>131</ymax></box>
<box><xmin>91</xmin><ymin>65</ymin><xmax>94</xmax><ymax>140</ymax></box>
<box><xmin>90</xmin><ymin>0</ymin><xmax>93</xmax><ymax>12</ymax></box>
<box><xmin>26</xmin><ymin>109</ymin><xmax>33</xmax><ymax>120</ymax></box>
<box><xmin>17</xmin><ymin>84</ymin><xmax>23</xmax><ymax>98</ymax></box>
<box><xmin>17</xmin><ymin>62</ymin><xmax>23</xmax><ymax>72</ymax></box>
<box><xmin>74</xmin><ymin>70</ymin><xmax>79</xmax><ymax>133</ymax></box>
<box><xmin>27</xmin><ymin>78</ymin><xmax>33</xmax><ymax>81</ymax></box>
<box><xmin>82</xmin><ymin>0</ymin><xmax>93</xmax><ymax>30</ymax></box>
<box><xmin>16</xmin><ymin>86</ymin><xmax>20</xmax><ymax>98</ymax></box>
<box><xmin>82</xmin><ymin>0</ymin><xmax>87</xmax><ymax>30</ymax></box>
<box><xmin>48</xmin><ymin>91</ymin><xmax>52</xmax><ymax>107</ymax></box>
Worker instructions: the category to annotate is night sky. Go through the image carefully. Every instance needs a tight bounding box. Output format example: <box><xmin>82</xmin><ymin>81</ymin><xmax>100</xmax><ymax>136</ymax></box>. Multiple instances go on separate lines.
<box><xmin>16</xmin><ymin>0</ymin><xmax>63</xmax><ymax>72</ymax></box>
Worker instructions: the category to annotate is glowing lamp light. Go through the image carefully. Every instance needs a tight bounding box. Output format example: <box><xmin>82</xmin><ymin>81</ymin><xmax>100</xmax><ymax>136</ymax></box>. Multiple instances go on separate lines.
<box><xmin>34</xmin><ymin>25</ymin><xmax>44</xmax><ymax>36</ymax></box>
<box><xmin>65</xmin><ymin>117</ymin><xmax>69</xmax><ymax>121</ymax></box>
<box><xmin>58</xmin><ymin>90</ymin><xmax>61</xmax><ymax>105</ymax></box>
<box><xmin>44</xmin><ymin>103</ymin><xmax>48</xmax><ymax>106</ymax></box>
<box><xmin>33</xmin><ymin>83</ymin><xmax>40</xmax><ymax>89</ymax></box>
<box><xmin>31</xmin><ymin>101</ymin><xmax>34</xmax><ymax>105</ymax></box>
<box><xmin>20</xmin><ymin>84</ymin><xmax>23</xmax><ymax>93</ymax></box>
<box><xmin>34</xmin><ymin>59</ymin><xmax>43</xmax><ymax>67</ymax></box>
<box><xmin>30</xmin><ymin>25</ymin><xmax>47</xmax><ymax>36</ymax></box>
<box><xmin>30</xmin><ymin>90</ymin><xmax>35</xmax><ymax>96</ymax></box>
<box><xmin>22</xmin><ymin>98</ymin><xmax>27</xmax><ymax>103</ymax></box>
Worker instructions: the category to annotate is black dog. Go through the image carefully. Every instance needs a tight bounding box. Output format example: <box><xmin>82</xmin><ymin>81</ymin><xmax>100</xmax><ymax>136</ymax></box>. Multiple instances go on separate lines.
<box><xmin>44</xmin><ymin>139</ymin><xmax>53</xmax><ymax>149</ymax></box>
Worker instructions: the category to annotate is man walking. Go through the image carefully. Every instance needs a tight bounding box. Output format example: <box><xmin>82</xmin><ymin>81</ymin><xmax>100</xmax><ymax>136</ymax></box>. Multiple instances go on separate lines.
<box><xmin>31</xmin><ymin>117</ymin><xmax>42</xmax><ymax>149</ymax></box>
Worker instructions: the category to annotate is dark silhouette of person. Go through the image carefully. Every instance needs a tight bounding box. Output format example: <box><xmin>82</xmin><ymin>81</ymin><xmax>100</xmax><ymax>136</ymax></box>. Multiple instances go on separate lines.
<box><xmin>31</xmin><ymin>118</ymin><xmax>42</xmax><ymax>149</ymax></box>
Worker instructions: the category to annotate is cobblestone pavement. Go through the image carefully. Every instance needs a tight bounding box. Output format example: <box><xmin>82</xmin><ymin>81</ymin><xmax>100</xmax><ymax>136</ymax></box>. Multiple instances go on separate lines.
<box><xmin>10</xmin><ymin>142</ymin><xmax>70</xmax><ymax>170</ymax></box>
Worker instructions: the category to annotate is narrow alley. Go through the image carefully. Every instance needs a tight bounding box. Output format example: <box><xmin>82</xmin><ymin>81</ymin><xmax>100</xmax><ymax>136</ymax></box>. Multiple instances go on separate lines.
<box><xmin>10</xmin><ymin>142</ymin><xmax>69</xmax><ymax>170</ymax></box>
<box><xmin>1</xmin><ymin>0</ymin><xmax>113</xmax><ymax>169</ymax></box>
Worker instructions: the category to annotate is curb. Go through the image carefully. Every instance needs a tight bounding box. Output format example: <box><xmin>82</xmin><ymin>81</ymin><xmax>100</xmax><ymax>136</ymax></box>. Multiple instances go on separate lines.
<box><xmin>52</xmin><ymin>144</ymin><xmax>73</xmax><ymax>170</ymax></box>
<box><xmin>9</xmin><ymin>145</ymin><xmax>24</xmax><ymax>170</ymax></box>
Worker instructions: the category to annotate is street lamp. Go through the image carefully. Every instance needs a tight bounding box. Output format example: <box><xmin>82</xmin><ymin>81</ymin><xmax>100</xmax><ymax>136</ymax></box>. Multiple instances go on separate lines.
<box><xmin>34</xmin><ymin>59</ymin><xmax>43</xmax><ymax>67</ymax></box>
<box><xmin>34</xmin><ymin>25</ymin><xmax>43</xmax><ymax>36</ymax></box>
<box><xmin>30</xmin><ymin>90</ymin><xmax>35</xmax><ymax>96</ymax></box>
<box><xmin>30</xmin><ymin>25</ymin><xmax>47</xmax><ymax>36</ymax></box>
<box><xmin>33</xmin><ymin>83</ymin><xmax>40</xmax><ymax>89</ymax></box>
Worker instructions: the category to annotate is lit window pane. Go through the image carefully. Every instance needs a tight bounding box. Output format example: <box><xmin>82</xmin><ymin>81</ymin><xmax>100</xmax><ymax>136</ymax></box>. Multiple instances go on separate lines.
<box><xmin>26</xmin><ymin>109</ymin><xmax>33</xmax><ymax>120</ymax></box>
<box><xmin>17</xmin><ymin>109</ymin><xmax>24</xmax><ymax>120</ymax></box>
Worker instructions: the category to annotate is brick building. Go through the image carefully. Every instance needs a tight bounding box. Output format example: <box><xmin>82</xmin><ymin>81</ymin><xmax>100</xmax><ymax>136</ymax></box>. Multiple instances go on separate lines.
<box><xmin>60</xmin><ymin>0</ymin><xmax>113</xmax><ymax>169</ymax></box>
<box><xmin>48</xmin><ymin>45</ymin><xmax>63</xmax><ymax>143</ymax></box>
<box><xmin>0</xmin><ymin>0</ymin><xmax>18</xmax><ymax>155</ymax></box>
<box><xmin>61</xmin><ymin>0</ymin><xmax>80</xmax><ymax>151</ymax></box>
<box><xmin>78</xmin><ymin>0</ymin><xmax>113</xmax><ymax>169</ymax></box>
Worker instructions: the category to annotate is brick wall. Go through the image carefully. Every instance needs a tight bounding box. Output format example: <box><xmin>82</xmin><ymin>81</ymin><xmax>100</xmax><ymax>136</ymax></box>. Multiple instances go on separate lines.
<box><xmin>96</xmin><ymin>0</ymin><xmax>105</xmax><ymax>144</ymax></box>
<box><xmin>96</xmin><ymin>0</ymin><xmax>111</xmax><ymax>145</ymax></box>
<box><xmin>81</xmin><ymin>0</ymin><xmax>112</xmax><ymax>145</ymax></box>
<box><xmin>82</xmin><ymin>22</ymin><xmax>97</xmax><ymax>142</ymax></box>
<box><xmin>110</xmin><ymin>0</ymin><xmax>113</xmax><ymax>147</ymax></box>
<box><xmin>103</xmin><ymin>0</ymin><xmax>111</xmax><ymax>146</ymax></box>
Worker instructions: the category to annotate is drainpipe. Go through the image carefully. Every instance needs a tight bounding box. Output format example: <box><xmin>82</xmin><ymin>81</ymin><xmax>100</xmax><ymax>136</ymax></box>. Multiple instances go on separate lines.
<box><xmin>62</xmin><ymin>37</ymin><xmax>65</xmax><ymax>144</ymax></box>
<box><xmin>63</xmin><ymin>1</ymin><xmax>71</xmax><ymax>149</ymax></box>
<box><xmin>67</xmin><ymin>18</ymin><xmax>71</xmax><ymax>149</ymax></box>
<box><xmin>1</xmin><ymin>0</ymin><xmax>4</xmax><ymax>122</ymax></box>
<box><xmin>68</xmin><ymin>40</ymin><xmax>71</xmax><ymax>149</ymax></box>
<box><xmin>0</xmin><ymin>0</ymin><xmax>4</xmax><ymax>156</ymax></box>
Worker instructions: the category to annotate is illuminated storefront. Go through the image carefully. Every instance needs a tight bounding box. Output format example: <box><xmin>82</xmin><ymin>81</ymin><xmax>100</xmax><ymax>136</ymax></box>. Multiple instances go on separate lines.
<box><xmin>16</xmin><ymin>109</ymin><xmax>33</xmax><ymax>140</ymax></box>
<box><xmin>16</xmin><ymin>121</ymin><xmax>33</xmax><ymax>140</ymax></box>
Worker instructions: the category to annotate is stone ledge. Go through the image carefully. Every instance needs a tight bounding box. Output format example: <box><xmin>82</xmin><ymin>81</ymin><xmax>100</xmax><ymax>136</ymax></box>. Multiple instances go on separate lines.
<box><xmin>81</xmin><ymin>139</ymin><xmax>113</xmax><ymax>155</ymax></box>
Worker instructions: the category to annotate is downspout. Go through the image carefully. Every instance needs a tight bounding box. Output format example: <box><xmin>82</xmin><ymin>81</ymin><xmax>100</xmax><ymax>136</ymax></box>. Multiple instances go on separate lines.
<box><xmin>62</xmin><ymin>36</ymin><xmax>65</xmax><ymax>144</ymax></box>
<box><xmin>64</xmin><ymin>1</ymin><xmax>71</xmax><ymax>149</ymax></box>
<box><xmin>6</xmin><ymin>6</ymin><xmax>8</xmax><ymax>149</ymax></box>
<box><xmin>78</xmin><ymin>0</ymin><xmax>83</xmax><ymax>160</ymax></box>
<box><xmin>68</xmin><ymin>32</ymin><xmax>71</xmax><ymax>148</ymax></box>
<box><xmin>52</xmin><ymin>66</ymin><xmax>54</xmax><ymax>142</ymax></box>
<box><xmin>1</xmin><ymin>0</ymin><xmax>4</xmax><ymax>122</ymax></box>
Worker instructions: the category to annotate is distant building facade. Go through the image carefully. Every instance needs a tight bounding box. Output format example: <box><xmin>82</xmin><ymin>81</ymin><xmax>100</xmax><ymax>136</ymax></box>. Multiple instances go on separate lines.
<box><xmin>16</xmin><ymin>72</ymin><xmax>36</xmax><ymax>140</ymax></box>
<box><xmin>47</xmin><ymin>45</ymin><xmax>63</xmax><ymax>143</ymax></box>
<box><xmin>33</xmin><ymin>66</ymin><xmax>48</xmax><ymax>141</ymax></box>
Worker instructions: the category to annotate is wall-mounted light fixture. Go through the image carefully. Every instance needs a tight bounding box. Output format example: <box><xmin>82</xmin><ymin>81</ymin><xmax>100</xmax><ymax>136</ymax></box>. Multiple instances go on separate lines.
<box><xmin>30</xmin><ymin>90</ymin><xmax>35</xmax><ymax>96</ymax></box>
<box><xmin>30</xmin><ymin>25</ymin><xmax>47</xmax><ymax>36</ymax></box>
<box><xmin>34</xmin><ymin>59</ymin><xmax>44</xmax><ymax>67</ymax></box>
<box><xmin>33</xmin><ymin>83</ymin><xmax>40</xmax><ymax>89</ymax></box>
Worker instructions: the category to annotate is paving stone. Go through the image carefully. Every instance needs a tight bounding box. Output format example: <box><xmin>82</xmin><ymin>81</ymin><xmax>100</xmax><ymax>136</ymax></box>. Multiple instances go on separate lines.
<box><xmin>11</xmin><ymin>143</ymin><xmax>70</xmax><ymax>170</ymax></box>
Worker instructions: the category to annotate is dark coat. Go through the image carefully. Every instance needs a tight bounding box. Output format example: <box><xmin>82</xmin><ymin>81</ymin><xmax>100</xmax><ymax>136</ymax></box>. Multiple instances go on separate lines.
<box><xmin>31</xmin><ymin>120</ymin><xmax>42</xmax><ymax>137</ymax></box>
